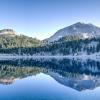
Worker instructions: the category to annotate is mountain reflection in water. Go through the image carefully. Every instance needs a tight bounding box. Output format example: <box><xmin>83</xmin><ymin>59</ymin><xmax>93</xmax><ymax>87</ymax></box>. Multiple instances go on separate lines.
<box><xmin>0</xmin><ymin>58</ymin><xmax>100</xmax><ymax>91</ymax></box>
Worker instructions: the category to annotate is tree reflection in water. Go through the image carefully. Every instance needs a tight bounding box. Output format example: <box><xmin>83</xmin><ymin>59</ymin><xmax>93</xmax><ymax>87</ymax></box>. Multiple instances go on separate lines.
<box><xmin>0</xmin><ymin>58</ymin><xmax>100</xmax><ymax>91</ymax></box>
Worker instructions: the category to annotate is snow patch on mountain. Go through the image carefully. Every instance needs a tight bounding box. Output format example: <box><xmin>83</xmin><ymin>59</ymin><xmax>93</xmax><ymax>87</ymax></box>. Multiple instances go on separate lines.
<box><xmin>83</xmin><ymin>33</ymin><xmax>90</xmax><ymax>39</ymax></box>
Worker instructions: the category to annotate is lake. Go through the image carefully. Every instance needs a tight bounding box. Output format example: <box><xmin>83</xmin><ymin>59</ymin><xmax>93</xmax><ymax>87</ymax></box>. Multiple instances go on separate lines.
<box><xmin>0</xmin><ymin>58</ymin><xmax>100</xmax><ymax>100</ymax></box>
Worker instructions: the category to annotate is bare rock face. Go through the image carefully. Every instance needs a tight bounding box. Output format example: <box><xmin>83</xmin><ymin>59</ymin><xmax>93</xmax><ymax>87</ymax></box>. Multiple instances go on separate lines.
<box><xmin>0</xmin><ymin>77</ymin><xmax>15</xmax><ymax>85</ymax></box>
<box><xmin>0</xmin><ymin>29</ymin><xmax>16</xmax><ymax>36</ymax></box>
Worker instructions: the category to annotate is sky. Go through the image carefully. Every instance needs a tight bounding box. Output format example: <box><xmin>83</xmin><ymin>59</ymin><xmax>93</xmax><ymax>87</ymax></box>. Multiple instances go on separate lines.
<box><xmin>0</xmin><ymin>0</ymin><xmax>100</xmax><ymax>40</ymax></box>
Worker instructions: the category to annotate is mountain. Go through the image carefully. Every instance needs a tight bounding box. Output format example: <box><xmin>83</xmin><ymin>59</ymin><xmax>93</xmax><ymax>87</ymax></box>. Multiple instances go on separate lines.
<box><xmin>0</xmin><ymin>26</ymin><xmax>100</xmax><ymax>56</ymax></box>
<box><xmin>0</xmin><ymin>29</ymin><xmax>42</xmax><ymax>48</ymax></box>
<box><xmin>46</xmin><ymin>22</ymin><xmax>100</xmax><ymax>42</ymax></box>
<box><xmin>0</xmin><ymin>29</ymin><xmax>16</xmax><ymax>36</ymax></box>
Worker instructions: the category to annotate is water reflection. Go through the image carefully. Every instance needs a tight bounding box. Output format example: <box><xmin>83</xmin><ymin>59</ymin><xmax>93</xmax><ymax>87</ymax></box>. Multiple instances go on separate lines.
<box><xmin>0</xmin><ymin>58</ymin><xmax>100</xmax><ymax>91</ymax></box>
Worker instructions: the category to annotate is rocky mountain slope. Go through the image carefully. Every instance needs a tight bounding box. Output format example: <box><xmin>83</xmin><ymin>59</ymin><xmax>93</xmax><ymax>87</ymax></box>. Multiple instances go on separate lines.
<box><xmin>0</xmin><ymin>29</ymin><xmax>16</xmax><ymax>36</ymax></box>
<box><xmin>46</xmin><ymin>22</ymin><xmax>100</xmax><ymax>42</ymax></box>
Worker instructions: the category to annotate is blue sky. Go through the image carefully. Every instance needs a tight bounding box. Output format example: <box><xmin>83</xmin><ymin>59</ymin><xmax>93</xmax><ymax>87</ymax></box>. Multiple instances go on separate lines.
<box><xmin>0</xmin><ymin>0</ymin><xmax>100</xmax><ymax>40</ymax></box>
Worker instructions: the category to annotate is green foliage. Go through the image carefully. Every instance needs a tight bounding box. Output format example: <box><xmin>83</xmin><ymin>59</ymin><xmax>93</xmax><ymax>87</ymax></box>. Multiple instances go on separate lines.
<box><xmin>0</xmin><ymin>34</ymin><xmax>42</xmax><ymax>49</ymax></box>
<box><xmin>58</xmin><ymin>34</ymin><xmax>84</xmax><ymax>42</ymax></box>
<box><xmin>0</xmin><ymin>34</ymin><xmax>100</xmax><ymax>55</ymax></box>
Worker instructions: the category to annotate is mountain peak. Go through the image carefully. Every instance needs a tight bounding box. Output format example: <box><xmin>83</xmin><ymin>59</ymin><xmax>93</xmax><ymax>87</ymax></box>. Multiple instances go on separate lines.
<box><xmin>73</xmin><ymin>22</ymin><xmax>85</xmax><ymax>25</ymax></box>
<box><xmin>71</xmin><ymin>22</ymin><xmax>95</xmax><ymax>27</ymax></box>
<box><xmin>0</xmin><ymin>29</ymin><xmax>16</xmax><ymax>36</ymax></box>
<box><xmin>73</xmin><ymin>22</ymin><xmax>93</xmax><ymax>25</ymax></box>
<box><xmin>46</xmin><ymin>22</ymin><xmax>100</xmax><ymax>42</ymax></box>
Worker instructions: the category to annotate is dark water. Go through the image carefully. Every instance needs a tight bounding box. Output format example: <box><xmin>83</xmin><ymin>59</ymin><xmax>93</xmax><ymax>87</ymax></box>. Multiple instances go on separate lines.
<box><xmin>0</xmin><ymin>58</ymin><xmax>100</xmax><ymax>100</ymax></box>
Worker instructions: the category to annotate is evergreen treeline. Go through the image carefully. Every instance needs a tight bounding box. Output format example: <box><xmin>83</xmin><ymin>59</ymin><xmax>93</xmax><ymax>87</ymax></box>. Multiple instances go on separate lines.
<box><xmin>0</xmin><ymin>34</ymin><xmax>42</xmax><ymax>48</ymax></box>
<box><xmin>0</xmin><ymin>35</ymin><xmax>100</xmax><ymax>55</ymax></box>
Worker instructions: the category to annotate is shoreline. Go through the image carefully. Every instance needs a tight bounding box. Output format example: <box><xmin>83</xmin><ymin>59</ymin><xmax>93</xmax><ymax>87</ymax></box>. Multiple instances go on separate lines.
<box><xmin>0</xmin><ymin>53</ymin><xmax>99</xmax><ymax>61</ymax></box>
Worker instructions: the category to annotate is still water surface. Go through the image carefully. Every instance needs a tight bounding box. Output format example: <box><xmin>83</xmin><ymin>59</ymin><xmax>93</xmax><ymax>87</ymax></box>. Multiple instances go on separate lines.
<box><xmin>0</xmin><ymin>58</ymin><xmax>100</xmax><ymax>100</ymax></box>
